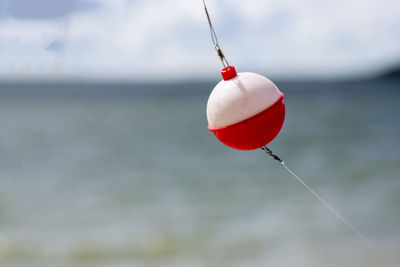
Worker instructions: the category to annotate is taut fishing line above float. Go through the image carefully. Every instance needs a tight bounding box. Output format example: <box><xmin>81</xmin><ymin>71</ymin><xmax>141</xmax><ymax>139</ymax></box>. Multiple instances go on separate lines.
<box><xmin>201</xmin><ymin>0</ymin><xmax>378</xmax><ymax>250</ymax></box>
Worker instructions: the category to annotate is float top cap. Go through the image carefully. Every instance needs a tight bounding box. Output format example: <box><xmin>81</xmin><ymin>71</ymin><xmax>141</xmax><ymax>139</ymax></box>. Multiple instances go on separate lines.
<box><xmin>221</xmin><ymin>66</ymin><xmax>237</xmax><ymax>81</ymax></box>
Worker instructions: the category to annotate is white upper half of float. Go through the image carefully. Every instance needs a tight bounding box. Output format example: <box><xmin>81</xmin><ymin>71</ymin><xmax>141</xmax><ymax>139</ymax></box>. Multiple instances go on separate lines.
<box><xmin>207</xmin><ymin>72</ymin><xmax>282</xmax><ymax>129</ymax></box>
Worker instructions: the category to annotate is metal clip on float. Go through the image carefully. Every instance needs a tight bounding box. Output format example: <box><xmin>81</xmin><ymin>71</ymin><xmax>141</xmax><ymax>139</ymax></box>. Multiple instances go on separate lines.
<box><xmin>261</xmin><ymin>146</ymin><xmax>284</xmax><ymax>164</ymax></box>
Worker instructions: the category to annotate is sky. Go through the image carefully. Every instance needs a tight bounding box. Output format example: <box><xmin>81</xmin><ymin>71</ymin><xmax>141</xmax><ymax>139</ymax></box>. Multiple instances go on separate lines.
<box><xmin>0</xmin><ymin>0</ymin><xmax>399</xmax><ymax>81</ymax></box>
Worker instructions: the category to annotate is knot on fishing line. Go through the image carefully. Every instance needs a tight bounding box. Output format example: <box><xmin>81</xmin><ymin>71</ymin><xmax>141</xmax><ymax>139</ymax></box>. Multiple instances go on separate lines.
<box><xmin>261</xmin><ymin>146</ymin><xmax>284</xmax><ymax>164</ymax></box>
<box><xmin>215</xmin><ymin>46</ymin><xmax>229</xmax><ymax>68</ymax></box>
<box><xmin>216</xmin><ymin>47</ymin><xmax>225</xmax><ymax>62</ymax></box>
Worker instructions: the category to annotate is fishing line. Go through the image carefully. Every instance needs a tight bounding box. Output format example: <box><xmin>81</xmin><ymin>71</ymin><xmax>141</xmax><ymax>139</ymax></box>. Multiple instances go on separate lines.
<box><xmin>202</xmin><ymin>0</ymin><xmax>230</xmax><ymax>67</ymax></box>
<box><xmin>262</xmin><ymin>146</ymin><xmax>377</xmax><ymax>250</ymax></box>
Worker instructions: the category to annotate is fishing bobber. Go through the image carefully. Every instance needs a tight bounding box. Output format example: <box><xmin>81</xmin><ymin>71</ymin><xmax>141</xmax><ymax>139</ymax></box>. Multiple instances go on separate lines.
<box><xmin>207</xmin><ymin>66</ymin><xmax>285</xmax><ymax>150</ymax></box>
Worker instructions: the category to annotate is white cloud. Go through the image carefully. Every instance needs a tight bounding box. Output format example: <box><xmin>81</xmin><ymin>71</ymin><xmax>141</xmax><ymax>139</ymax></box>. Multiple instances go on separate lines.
<box><xmin>0</xmin><ymin>0</ymin><xmax>399</xmax><ymax>81</ymax></box>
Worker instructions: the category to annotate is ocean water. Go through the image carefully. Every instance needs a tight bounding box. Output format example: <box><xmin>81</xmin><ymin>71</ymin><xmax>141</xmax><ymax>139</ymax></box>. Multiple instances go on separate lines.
<box><xmin>0</xmin><ymin>80</ymin><xmax>399</xmax><ymax>267</ymax></box>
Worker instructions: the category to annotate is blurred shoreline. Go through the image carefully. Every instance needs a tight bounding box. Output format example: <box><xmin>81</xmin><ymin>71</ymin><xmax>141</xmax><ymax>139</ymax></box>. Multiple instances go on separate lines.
<box><xmin>0</xmin><ymin>64</ymin><xmax>399</xmax><ymax>97</ymax></box>
<box><xmin>0</xmin><ymin>75</ymin><xmax>398</xmax><ymax>98</ymax></box>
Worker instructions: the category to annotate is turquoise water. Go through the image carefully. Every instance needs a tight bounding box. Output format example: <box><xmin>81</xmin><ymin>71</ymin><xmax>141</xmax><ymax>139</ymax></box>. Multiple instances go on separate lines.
<box><xmin>0</xmin><ymin>81</ymin><xmax>399</xmax><ymax>266</ymax></box>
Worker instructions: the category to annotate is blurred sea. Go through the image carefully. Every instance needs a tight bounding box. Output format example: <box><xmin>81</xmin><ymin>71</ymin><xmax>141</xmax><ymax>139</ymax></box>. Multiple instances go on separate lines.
<box><xmin>0</xmin><ymin>79</ymin><xmax>399</xmax><ymax>267</ymax></box>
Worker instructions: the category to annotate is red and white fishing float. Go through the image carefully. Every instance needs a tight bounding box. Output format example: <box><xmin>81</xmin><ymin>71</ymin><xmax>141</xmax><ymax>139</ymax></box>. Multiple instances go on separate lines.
<box><xmin>201</xmin><ymin>0</ymin><xmax>285</xmax><ymax>151</ymax></box>
<box><xmin>207</xmin><ymin>66</ymin><xmax>285</xmax><ymax>150</ymax></box>
<box><xmin>200</xmin><ymin>1</ymin><xmax>376</xmax><ymax>248</ymax></box>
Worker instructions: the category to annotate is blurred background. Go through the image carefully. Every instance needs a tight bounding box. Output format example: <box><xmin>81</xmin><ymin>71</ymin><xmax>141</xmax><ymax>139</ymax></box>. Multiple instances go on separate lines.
<box><xmin>0</xmin><ymin>0</ymin><xmax>399</xmax><ymax>266</ymax></box>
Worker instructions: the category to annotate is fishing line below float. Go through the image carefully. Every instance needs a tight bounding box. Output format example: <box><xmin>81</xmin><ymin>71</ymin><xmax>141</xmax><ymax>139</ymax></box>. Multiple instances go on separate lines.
<box><xmin>202</xmin><ymin>0</ymin><xmax>378</xmax><ymax>250</ymax></box>
<box><xmin>261</xmin><ymin>147</ymin><xmax>377</xmax><ymax>250</ymax></box>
